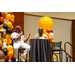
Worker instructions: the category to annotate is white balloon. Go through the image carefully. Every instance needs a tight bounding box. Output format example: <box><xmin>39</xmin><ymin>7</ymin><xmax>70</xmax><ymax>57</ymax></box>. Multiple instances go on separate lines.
<box><xmin>5</xmin><ymin>12</ymin><xmax>9</xmax><ymax>14</ymax></box>
<box><xmin>6</xmin><ymin>20</ymin><xmax>9</xmax><ymax>22</ymax></box>
<box><xmin>3</xmin><ymin>31</ymin><xmax>6</xmax><ymax>34</ymax></box>
<box><xmin>3</xmin><ymin>42</ymin><xmax>7</xmax><ymax>45</ymax></box>
<box><xmin>4</xmin><ymin>21</ymin><xmax>7</xmax><ymax>24</ymax></box>
<box><xmin>2</xmin><ymin>28</ymin><xmax>6</xmax><ymax>34</ymax></box>
<box><xmin>49</xmin><ymin>33</ymin><xmax>54</xmax><ymax>37</ymax></box>
<box><xmin>4</xmin><ymin>19</ymin><xmax>6</xmax><ymax>22</ymax></box>
<box><xmin>2</xmin><ymin>28</ymin><xmax>6</xmax><ymax>31</ymax></box>
<box><xmin>2</xmin><ymin>42</ymin><xmax>7</xmax><ymax>49</ymax></box>
<box><xmin>1</xmin><ymin>28</ymin><xmax>4</xmax><ymax>32</ymax></box>
<box><xmin>4</xmin><ymin>19</ymin><xmax>9</xmax><ymax>22</ymax></box>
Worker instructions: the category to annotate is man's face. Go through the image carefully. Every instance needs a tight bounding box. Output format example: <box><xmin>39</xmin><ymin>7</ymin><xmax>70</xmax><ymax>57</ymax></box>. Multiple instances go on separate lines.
<box><xmin>38</xmin><ymin>28</ymin><xmax>43</xmax><ymax>35</ymax></box>
<box><xmin>17</xmin><ymin>28</ymin><xmax>22</xmax><ymax>33</ymax></box>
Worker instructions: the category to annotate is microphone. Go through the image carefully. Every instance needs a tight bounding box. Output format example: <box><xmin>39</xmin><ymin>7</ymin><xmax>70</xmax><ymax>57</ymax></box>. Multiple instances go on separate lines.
<box><xmin>21</xmin><ymin>31</ymin><xmax>22</xmax><ymax>33</ymax></box>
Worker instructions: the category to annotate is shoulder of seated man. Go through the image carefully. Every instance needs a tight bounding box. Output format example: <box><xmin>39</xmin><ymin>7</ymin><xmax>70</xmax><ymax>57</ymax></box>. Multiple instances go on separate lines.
<box><xmin>43</xmin><ymin>34</ymin><xmax>47</xmax><ymax>37</ymax></box>
<box><xmin>12</xmin><ymin>32</ymin><xmax>16</xmax><ymax>34</ymax></box>
<box><xmin>35</xmin><ymin>34</ymin><xmax>39</xmax><ymax>38</ymax></box>
<box><xmin>43</xmin><ymin>34</ymin><xmax>48</xmax><ymax>38</ymax></box>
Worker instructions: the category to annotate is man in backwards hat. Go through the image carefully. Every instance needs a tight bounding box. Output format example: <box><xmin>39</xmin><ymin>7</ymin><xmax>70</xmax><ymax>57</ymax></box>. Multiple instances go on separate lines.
<box><xmin>11</xmin><ymin>26</ymin><xmax>30</xmax><ymax>61</ymax></box>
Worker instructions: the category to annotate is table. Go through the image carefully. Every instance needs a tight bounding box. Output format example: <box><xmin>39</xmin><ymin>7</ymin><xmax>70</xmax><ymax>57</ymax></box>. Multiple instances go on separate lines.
<box><xmin>29</xmin><ymin>39</ymin><xmax>53</xmax><ymax>62</ymax></box>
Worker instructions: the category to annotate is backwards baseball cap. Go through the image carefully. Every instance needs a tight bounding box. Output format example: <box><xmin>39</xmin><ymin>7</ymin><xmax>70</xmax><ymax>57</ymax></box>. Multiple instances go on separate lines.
<box><xmin>14</xmin><ymin>26</ymin><xmax>21</xmax><ymax>32</ymax></box>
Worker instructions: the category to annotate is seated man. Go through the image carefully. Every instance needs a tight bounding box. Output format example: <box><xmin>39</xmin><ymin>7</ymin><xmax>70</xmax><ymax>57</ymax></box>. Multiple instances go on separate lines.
<box><xmin>0</xmin><ymin>50</ymin><xmax>5</xmax><ymax>62</ymax></box>
<box><xmin>35</xmin><ymin>28</ymin><xmax>48</xmax><ymax>39</ymax></box>
<box><xmin>11</xmin><ymin>26</ymin><xmax>30</xmax><ymax>61</ymax></box>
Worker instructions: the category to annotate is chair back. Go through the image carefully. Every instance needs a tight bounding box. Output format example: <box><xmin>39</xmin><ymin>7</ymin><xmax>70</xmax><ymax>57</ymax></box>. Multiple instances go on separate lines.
<box><xmin>52</xmin><ymin>41</ymin><xmax>62</xmax><ymax>49</ymax></box>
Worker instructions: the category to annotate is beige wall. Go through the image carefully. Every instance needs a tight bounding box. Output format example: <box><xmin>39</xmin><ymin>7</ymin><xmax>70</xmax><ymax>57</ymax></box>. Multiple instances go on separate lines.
<box><xmin>24</xmin><ymin>14</ymin><xmax>72</xmax><ymax>62</ymax></box>
<box><xmin>25</xmin><ymin>12</ymin><xmax>75</xmax><ymax>20</ymax></box>
<box><xmin>51</xmin><ymin>19</ymin><xmax>72</xmax><ymax>61</ymax></box>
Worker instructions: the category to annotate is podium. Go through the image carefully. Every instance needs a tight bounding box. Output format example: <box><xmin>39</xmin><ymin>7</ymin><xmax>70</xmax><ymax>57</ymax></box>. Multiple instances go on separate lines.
<box><xmin>0</xmin><ymin>31</ymin><xmax>3</xmax><ymax>50</ymax></box>
<box><xmin>29</xmin><ymin>39</ymin><xmax>53</xmax><ymax>62</ymax></box>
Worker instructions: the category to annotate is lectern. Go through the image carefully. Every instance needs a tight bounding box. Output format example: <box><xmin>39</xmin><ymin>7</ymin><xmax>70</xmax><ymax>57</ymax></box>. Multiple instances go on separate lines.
<box><xmin>29</xmin><ymin>39</ymin><xmax>53</xmax><ymax>62</ymax></box>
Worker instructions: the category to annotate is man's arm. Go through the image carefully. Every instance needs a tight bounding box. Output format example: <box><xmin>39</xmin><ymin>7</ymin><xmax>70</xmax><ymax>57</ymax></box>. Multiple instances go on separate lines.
<box><xmin>13</xmin><ymin>32</ymin><xmax>23</xmax><ymax>42</ymax></box>
<box><xmin>24</xmin><ymin>34</ymin><xmax>30</xmax><ymax>43</ymax></box>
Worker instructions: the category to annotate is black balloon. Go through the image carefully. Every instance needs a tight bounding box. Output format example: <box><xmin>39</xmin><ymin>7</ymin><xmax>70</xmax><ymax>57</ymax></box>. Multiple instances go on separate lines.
<box><xmin>0</xmin><ymin>22</ymin><xmax>2</xmax><ymax>25</ymax></box>
<box><xmin>0</xmin><ymin>12</ymin><xmax>1</xmax><ymax>16</ymax></box>
<box><xmin>6</xmin><ymin>28</ymin><xmax>13</xmax><ymax>34</ymax></box>
<box><xmin>51</xmin><ymin>30</ymin><xmax>53</xmax><ymax>33</ymax></box>
<box><xmin>3</xmin><ymin>24</ymin><xmax>8</xmax><ymax>29</ymax></box>
<box><xmin>3</xmin><ymin>49</ymin><xmax>7</xmax><ymax>56</ymax></box>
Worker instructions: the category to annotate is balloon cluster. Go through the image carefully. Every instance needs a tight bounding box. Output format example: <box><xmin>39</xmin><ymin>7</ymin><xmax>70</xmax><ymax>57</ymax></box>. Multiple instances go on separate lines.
<box><xmin>43</xmin><ymin>29</ymin><xmax>54</xmax><ymax>42</ymax></box>
<box><xmin>39</xmin><ymin>16</ymin><xmax>54</xmax><ymax>42</ymax></box>
<box><xmin>39</xmin><ymin>16</ymin><xmax>55</xmax><ymax>60</ymax></box>
<box><xmin>0</xmin><ymin>12</ymin><xmax>15</xmax><ymax>61</ymax></box>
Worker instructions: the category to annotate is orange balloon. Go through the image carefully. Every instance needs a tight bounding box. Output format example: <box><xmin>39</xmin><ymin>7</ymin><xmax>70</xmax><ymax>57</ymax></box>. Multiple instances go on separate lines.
<box><xmin>39</xmin><ymin>16</ymin><xmax>53</xmax><ymax>30</ymax></box>
<box><xmin>7</xmin><ymin>45</ymin><xmax>13</xmax><ymax>51</ymax></box>
<box><xmin>7</xmin><ymin>39</ymin><xmax>12</xmax><ymax>45</ymax></box>
<box><xmin>11</xmin><ymin>15</ymin><xmax>15</xmax><ymax>19</ymax></box>
<box><xmin>27</xmin><ymin>57</ymin><xmax>29</xmax><ymax>62</ymax></box>
<box><xmin>6</xmin><ymin>14</ymin><xmax>11</xmax><ymax>20</ymax></box>
<box><xmin>53</xmin><ymin>52</ymin><xmax>55</xmax><ymax>55</ymax></box>
<box><xmin>11</xmin><ymin>25</ymin><xmax>13</xmax><ymax>29</ymax></box>
<box><xmin>7</xmin><ymin>22</ymin><xmax>12</xmax><ymax>28</ymax></box>
<box><xmin>1</xmin><ymin>12</ymin><xmax>6</xmax><ymax>17</ymax></box>
<box><xmin>6</xmin><ymin>34</ymin><xmax>11</xmax><ymax>39</ymax></box>
<box><xmin>8</xmin><ymin>51</ymin><xmax>13</xmax><ymax>58</ymax></box>
<box><xmin>5</xmin><ymin>55</ymin><xmax>9</xmax><ymax>61</ymax></box>
<box><xmin>7</xmin><ymin>12</ymin><xmax>13</xmax><ymax>15</ymax></box>
<box><xmin>43</xmin><ymin>29</ymin><xmax>46</xmax><ymax>33</ymax></box>
<box><xmin>48</xmin><ymin>37</ymin><xmax>54</xmax><ymax>40</ymax></box>
<box><xmin>14</xmin><ymin>53</ymin><xmax>16</xmax><ymax>56</ymax></box>
<box><xmin>3</xmin><ymin>39</ymin><xmax>7</xmax><ymax>42</ymax></box>
<box><xmin>44</xmin><ymin>32</ymin><xmax>49</xmax><ymax>37</ymax></box>
<box><xmin>53</xmin><ymin>55</ymin><xmax>55</xmax><ymax>60</ymax></box>
<box><xmin>1</xmin><ymin>12</ymin><xmax>5</xmax><ymax>14</ymax></box>
<box><xmin>52</xmin><ymin>40</ymin><xmax>54</xmax><ymax>42</ymax></box>
<box><xmin>46</xmin><ymin>29</ymin><xmax>51</xmax><ymax>33</ymax></box>
<box><xmin>3</xmin><ymin>34</ymin><xmax>6</xmax><ymax>39</ymax></box>
<box><xmin>0</xmin><ymin>16</ymin><xmax>4</xmax><ymax>22</ymax></box>
<box><xmin>10</xmin><ymin>12</ymin><xmax>13</xmax><ymax>15</ymax></box>
<box><xmin>23</xmin><ymin>55</ymin><xmax>26</xmax><ymax>59</ymax></box>
<box><xmin>9</xmin><ymin>19</ymin><xmax>15</xmax><ymax>24</ymax></box>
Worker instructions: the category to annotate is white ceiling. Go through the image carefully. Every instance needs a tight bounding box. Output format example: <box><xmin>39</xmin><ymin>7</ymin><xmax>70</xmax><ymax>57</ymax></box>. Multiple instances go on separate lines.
<box><xmin>24</xmin><ymin>12</ymin><xmax>75</xmax><ymax>20</ymax></box>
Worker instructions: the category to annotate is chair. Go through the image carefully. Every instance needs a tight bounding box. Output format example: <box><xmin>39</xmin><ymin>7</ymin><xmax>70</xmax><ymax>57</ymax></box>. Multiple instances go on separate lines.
<box><xmin>18</xmin><ymin>48</ymin><xmax>27</xmax><ymax>62</ymax></box>
<box><xmin>11</xmin><ymin>39</ymin><xmax>27</xmax><ymax>62</ymax></box>
<box><xmin>51</xmin><ymin>41</ymin><xmax>63</xmax><ymax>62</ymax></box>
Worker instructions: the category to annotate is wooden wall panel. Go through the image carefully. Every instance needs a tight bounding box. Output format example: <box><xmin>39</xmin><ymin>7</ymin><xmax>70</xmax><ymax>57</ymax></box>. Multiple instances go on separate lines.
<box><xmin>72</xmin><ymin>20</ymin><xmax>75</xmax><ymax>29</ymax></box>
<box><xmin>13</xmin><ymin>12</ymin><xmax>24</xmax><ymax>33</ymax></box>
<box><xmin>72</xmin><ymin>30</ymin><xmax>75</xmax><ymax>40</ymax></box>
<box><xmin>72</xmin><ymin>20</ymin><xmax>75</xmax><ymax>61</ymax></box>
<box><xmin>73</xmin><ymin>41</ymin><xmax>75</xmax><ymax>51</ymax></box>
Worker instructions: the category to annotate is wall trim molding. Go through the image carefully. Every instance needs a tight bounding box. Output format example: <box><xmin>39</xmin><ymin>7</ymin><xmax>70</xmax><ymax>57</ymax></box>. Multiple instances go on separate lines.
<box><xmin>24</xmin><ymin>13</ymin><xmax>72</xmax><ymax>21</ymax></box>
